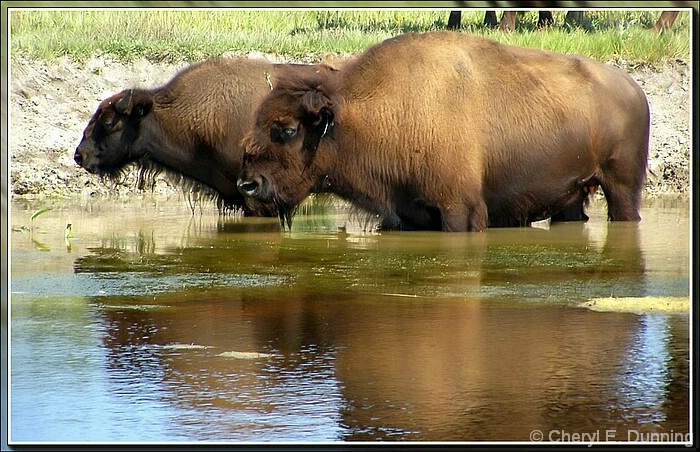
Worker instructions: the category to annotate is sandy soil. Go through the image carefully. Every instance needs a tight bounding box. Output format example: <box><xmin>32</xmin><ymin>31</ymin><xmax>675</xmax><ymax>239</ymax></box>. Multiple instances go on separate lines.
<box><xmin>580</xmin><ymin>296</ymin><xmax>689</xmax><ymax>315</ymax></box>
<box><xmin>7</xmin><ymin>54</ymin><xmax>692</xmax><ymax>202</ymax></box>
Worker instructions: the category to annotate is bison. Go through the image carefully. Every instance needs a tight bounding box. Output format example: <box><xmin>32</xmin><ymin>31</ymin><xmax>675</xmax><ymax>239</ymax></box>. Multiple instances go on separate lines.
<box><xmin>237</xmin><ymin>31</ymin><xmax>649</xmax><ymax>232</ymax></box>
<box><xmin>74</xmin><ymin>57</ymin><xmax>337</xmax><ymax>216</ymax></box>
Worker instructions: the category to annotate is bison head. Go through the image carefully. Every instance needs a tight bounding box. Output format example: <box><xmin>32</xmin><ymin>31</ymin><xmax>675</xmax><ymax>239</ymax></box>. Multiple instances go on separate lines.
<box><xmin>74</xmin><ymin>89</ymin><xmax>153</xmax><ymax>178</ymax></box>
<box><xmin>237</xmin><ymin>79</ymin><xmax>337</xmax><ymax>229</ymax></box>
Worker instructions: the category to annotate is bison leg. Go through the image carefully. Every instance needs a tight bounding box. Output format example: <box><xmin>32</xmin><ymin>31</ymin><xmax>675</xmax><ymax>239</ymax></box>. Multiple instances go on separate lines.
<box><xmin>551</xmin><ymin>183</ymin><xmax>598</xmax><ymax>223</ymax></box>
<box><xmin>483</xmin><ymin>11</ymin><xmax>498</xmax><ymax>28</ymax></box>
<box><xmin>652</xmin><ymin>11</ymin><xmax>679</xmax><ymax>34</ymax></box>
<box><xmin>565</xmin><ymin>11</ymin><xmax>585</xmax><ymax>27</ymax></box>
<box><xmin>440</xmin><ymin>199</ymin><xmax>488</xmax><ymax>232</ymax></box>
<box><xmin>398</xmin><ymin>206</ymin><xmax>441</xmax><ymax>230</ymax></box>
<box><xmin>601</xmin><ymin>186</ymin><xmax>642</xmax><ymax>221</ymax></box>
<box><xmin>551</xmin><ymin>202</ymin><xmax>589</xmax><ymax>223</ymax></box>
<box><xmin>448</xmin><ymin>11</ymin><xmax>462</xmax><ymax>30</ymax></box>
<box><xmin>598</xmin><ymin>133</ymin><xmax>647</xmax><ymax>221</ymax></box>
<box><xmin>499</xmin><ymin>11</ymin><xmax>517</xmax><ymax>31</ymax></box>
<box><xmin>537</xmin><ymin>11</ymin><xmax>554</xmax><ymax>28</ymax></box>
<box><xmin>599</xmin><ymin>158</ymin><xmax>645</xmax><ymax>222</ymax></box>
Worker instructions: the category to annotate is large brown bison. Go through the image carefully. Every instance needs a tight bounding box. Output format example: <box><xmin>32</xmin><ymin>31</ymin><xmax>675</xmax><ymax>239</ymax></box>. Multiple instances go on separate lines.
<box><xmin>238</xmin><ymin>31</ymin><xmax>650</xmax><ymax>231</ymax></box>
<box><xmin>74</xmin><ymin>57</ymin><xmax>337</xmax><ymax>216</ymax></box>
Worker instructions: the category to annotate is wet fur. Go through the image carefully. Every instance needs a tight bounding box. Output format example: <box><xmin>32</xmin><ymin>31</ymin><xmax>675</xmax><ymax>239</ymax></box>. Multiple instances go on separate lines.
<box><xmin>101</xmin><ymin>157</ymin><xmax>238</xmax><ymax>214</ymax></box>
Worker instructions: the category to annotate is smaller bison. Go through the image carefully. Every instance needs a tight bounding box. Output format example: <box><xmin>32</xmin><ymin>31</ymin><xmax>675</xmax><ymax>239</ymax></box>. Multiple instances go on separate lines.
<box><xmin>237</xmin><ymin>31</ymin><xmax>650</xmax><ymax>231</ymax></box>
<box><xmin>74</xmin><ymin>57</ymin><xmax>337</xmax><ymax>216</ymax></box>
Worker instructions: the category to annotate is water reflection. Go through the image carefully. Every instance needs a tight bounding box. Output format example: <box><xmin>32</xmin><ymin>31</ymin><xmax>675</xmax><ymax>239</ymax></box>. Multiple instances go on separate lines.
<box><xmin>94</xmin><ymin>293</ymin><xmax>346</xmax><ymax>441</ymax></box>
<box><xmin>83</xmin><ymin>290</ymin><xmax>689</xmax><ymax>441</ymax></box>
<box><xmin>71</xmin><ymin>216</ymin><xmax>652</xmax><ymax>303</ymax></box>
<box><xmin>9</xmin><ymin>198</ymin><xmax>690</xmax><ymax>443</ymax></box>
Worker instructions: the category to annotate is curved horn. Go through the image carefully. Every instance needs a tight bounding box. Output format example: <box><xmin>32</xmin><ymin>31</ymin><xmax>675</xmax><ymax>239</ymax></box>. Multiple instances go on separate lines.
<box><xmin>115</xmin><ymin>89</ymin><xmax>133</xmax><ymax>114</ymax></box>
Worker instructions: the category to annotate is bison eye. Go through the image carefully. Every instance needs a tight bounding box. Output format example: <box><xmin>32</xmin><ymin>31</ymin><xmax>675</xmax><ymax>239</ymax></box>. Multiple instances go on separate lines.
<box><xmin>103</xmin><ymin>116</ymin><xmax>117</xmax><ymax>129</ymax></box>
<box><xmin>271</xmin><ymin>124</ymin><xmax>298</xmax><ymax>143</ymax></box>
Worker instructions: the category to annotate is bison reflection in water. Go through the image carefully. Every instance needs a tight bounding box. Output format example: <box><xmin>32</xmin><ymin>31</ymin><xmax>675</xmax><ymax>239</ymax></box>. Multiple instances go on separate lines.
<box><xmin>238</xmin><ymin>31</ymin><xmax>650</xmax><ymax>231</ymax></box>
<box><xmin>73</xmin><ymin>219</ymin><xmax>677</xmax><ymax>441</ymax></box>
<box><xmin>74</xmin><ymin>57</ymin><xmax>338</xmax><ymax>216</ymax></box>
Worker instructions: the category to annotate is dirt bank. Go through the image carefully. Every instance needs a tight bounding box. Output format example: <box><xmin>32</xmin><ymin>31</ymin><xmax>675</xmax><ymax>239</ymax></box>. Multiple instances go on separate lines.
<box><xmin>8</xmin><ymin>55</ymin><xmax>692</xmax><ymax>203</ymax></box>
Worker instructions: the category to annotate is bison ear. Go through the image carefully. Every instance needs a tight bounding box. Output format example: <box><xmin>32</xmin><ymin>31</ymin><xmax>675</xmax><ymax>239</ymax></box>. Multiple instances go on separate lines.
<box><xmin>300</xmin><ymin>89</ymin><xmax>333</xmax><ymax>117</ymax></box>
<box><xmin>114</xmin><ymin>89</ymin><xmax>133</xmax><ymax>114</ymax></box>
<box><xmin>302</xmin><ymin>106</ymin><xmax>333</xmax><ymax>159</ymax></box>
<box><xmin>300</xmin><ymin>89</ymin><xmax>335</xmax><ymax>156</ymax></box>
<box><xmin>115</xmin><ymin>89</ymin><xmax>153</xmax><ymax>118</ymax></box>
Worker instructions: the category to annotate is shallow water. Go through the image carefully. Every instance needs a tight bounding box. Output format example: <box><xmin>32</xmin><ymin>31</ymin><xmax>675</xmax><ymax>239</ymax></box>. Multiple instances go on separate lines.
<box><xmin>8</xmin><ymin>195</ymin><xmax>691</xmax><ymax>444</ymax></box>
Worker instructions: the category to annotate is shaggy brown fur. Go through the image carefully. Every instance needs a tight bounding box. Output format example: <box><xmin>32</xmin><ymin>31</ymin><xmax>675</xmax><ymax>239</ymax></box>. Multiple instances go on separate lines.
<box><xmin>238</xmin><ymin>31</ymin><xmax>649</xmax><ymax>231</ymax></box>
<box><xmin>75</xmin><ymin>57</ymin><xmax>337</xmax><ymax>216</ymax></box>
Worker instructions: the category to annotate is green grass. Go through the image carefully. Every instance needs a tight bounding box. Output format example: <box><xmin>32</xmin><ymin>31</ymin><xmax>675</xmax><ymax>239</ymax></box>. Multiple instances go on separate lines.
<box><xmin>8</xmin><ymin>9</ymin><xmax>692</xmax><ymax>65</ymax></box>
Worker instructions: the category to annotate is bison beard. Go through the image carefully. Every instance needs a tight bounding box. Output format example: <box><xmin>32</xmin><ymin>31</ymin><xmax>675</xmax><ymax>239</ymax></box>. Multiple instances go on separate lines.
<box><xmin>274</xmin><ymin>199</ymin><xmax>296</xmax><ymax>230</ymax></box>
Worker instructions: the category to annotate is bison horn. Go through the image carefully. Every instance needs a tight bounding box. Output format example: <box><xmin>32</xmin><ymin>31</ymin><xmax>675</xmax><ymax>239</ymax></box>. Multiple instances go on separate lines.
<box><xmin>115</xmin><ymin>89</ymin><xmax>133</xmax><ymax>114</ymax></box>
<box><xmin>321</xmin><ymin>117</ymin><xmax>331</xmax><ymax>138</ymax></box>
<box><xmin>316</xmin><ymin>108</ymin><xmax>334</xmax><ymax>138</ymax></box>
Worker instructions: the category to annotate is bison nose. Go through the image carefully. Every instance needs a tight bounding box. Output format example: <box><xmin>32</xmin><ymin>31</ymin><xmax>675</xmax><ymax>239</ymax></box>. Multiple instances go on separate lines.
<box><xmin>74</xmin><ymin>149</ymin><xmax>84</xmax><ymax>167</ymax></box>
<box><xmin>237</xmin><ymin>176</ymin><xmax>262</xmax><ymax>197</ymax></box>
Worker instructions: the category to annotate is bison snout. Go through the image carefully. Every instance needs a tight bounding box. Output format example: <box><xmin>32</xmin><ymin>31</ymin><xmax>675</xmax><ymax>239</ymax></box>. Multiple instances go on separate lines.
<box><xmin>74</xmin><ymin>148</ymin><xmax>85</xmax><ymax>167</ymax></box>
<box><xmin>237</xmin><ymin>175</ymin><xmax>265</xmax><ymax>198</ymax></box>
<box><xmin>74</xmin><ymin>147</ymin><xmax>99</xmax><ymax>174</ymax></box>
<box><xmin>74</xmin><ymin>148</ymin><xmax>96</xmax><ymax>172</ymax></box>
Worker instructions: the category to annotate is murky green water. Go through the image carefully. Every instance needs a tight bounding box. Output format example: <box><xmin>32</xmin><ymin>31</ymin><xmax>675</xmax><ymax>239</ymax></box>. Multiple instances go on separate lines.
<box><xmin>8</xmin><ymin>195</ymin><xmax>691</xmax><ymax>444</ymax></box>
